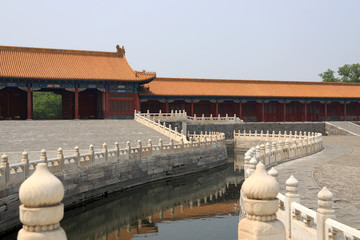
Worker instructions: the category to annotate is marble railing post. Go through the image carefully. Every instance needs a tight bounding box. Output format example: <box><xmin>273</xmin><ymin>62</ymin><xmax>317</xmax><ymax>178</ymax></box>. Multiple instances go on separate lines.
<box><xmin>102</xmin><ymin>143</ymin><xmax>108</xmax><ymax>163</ymax></box>
<box><xmin>265</xmin><ymin>142</ymin><xmax>270</xmax><ymax>165</ymax></box>
<box><xmin>115</xmin><ymin>141</ymin><xmax>120</xmax><ymax>159</ymax></box>
<box><xmin>248</xmin><ymin>157</ymin><xmax>257</xmax><ymax>177</ymax></box>
<box><xmin>158</xmin><ymin>139</ymin><xmax>163</xmax><ymax>153</ymax></box>
<box><xmin>40</xmin><ymin>149</ymin><xmax>47</xmax><ymax>164</ymax></box>
<box><xmin>148</xmin><ymin>139</ymin><xmax>152</xmax><ymax>154</ymax></box>
<box><xmin>89</xmin><ymin>144</ymin><xmax>94</xmax><ymax>165</ymax></box>
<box><xmin>285</xmin><ymin>175</ymin><xmax>300</xmax><ymax>238</ymax></box>
<box><xmin>268</xmin><ymin>167</ymin><xmax>278</xmax><ymax>181</ymax></box>
<box><xmin>271</xmin><ymin>141</ymin><xmax>277</xmax><ymax>152</ymax></box>
<box><xmin>260</xmin><ymin>144</ymin><xmax>265</xmax><ymax>162</ymax></box>
<box><xmin>170</xmin><ymin>139</ymin><xmax>174</xmax><ymax>151</ymax></box>
<box><xmin>17</xmin><ymin>163</ymin><xmax>67</xmax><ymax>239</ymax></box>
<box><xmin>255</xmin><ymin>145</ymin><xmax>260</xmax><ymax>161</ymax></box>
<box><xmin>284</xmin><ymin>139</ymin><xmax>290</xmax><ymax>159</ymax></box>
<box><xmin>137</xmin><ymin>140</ymin><xmax>142</xmax><ymax>157</ymax></box>
<box><xmin>74</xmin><ymin>146</ymin><xmax>80</xmax><ymax>168</ymax></box>
<box><xmin>238</xmin><ymin>162</ymin><xmax>285</xmax><ymax>240</ymax></box>
<box><xmin>2</xmin><ymin>154</ymin><xmax>9</xmax><ymax>186</ymax></box>
<box><xmin>126</xmin><ymin>141</ymin><xmax>131</xmax><ymax>159</ymax></box>
<box><xmin>57</xmin><ymin>148</ymin><xmax>64</xmax><ymax>173</ymax></box>
<box><xmin>21</xmin><ymin>151</ymin><xmax>30</xmax><ymax>178</ymax></box>
<box><xmin>292</xmin><ymin>139</ymin><xmax>298</xmax><ymax>157</ymax></box>
<box><xmin>317</xmin><ymin>187</ymin><xmax>335</xmax><ymax>240</ymax></box>
<box><xmin>244</xmin><ymin>155</ymin><xmax>251</xmax><ymax>174</ymax></box>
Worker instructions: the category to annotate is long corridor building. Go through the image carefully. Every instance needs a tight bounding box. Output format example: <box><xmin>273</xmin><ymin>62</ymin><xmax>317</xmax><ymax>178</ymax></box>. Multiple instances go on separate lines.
<box><xmin>1</xmin><ymin>45</ymin><xmax>360</xmax><ymax>121</ymax></box>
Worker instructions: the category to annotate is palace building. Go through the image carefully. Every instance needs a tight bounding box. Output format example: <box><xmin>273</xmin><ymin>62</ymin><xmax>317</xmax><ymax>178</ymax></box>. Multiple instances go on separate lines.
<box><xmin>1</xmin><ymin>45</ymin><xmax>360</xmax><ymax>122</ymax></box>
<box><xmin>0</xmin><ymin>45</ymin><xmax>155</xmax><ymax>120</ymax></box>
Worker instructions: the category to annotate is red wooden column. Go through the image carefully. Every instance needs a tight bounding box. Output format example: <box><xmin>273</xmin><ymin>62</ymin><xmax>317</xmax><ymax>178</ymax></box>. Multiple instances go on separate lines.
<box><xmin>134</xmin><ymin>94</ymin><xmax>141</xmax><ymax>112</ymax></box>
<box><xmin>215</xmin><ymin>101</ymin><xmax>219</xmax><ymax>116</ymax></box>
<box><xmin>283</xmin><ymin>102</ymin><xmax>286</xmax><ymax>122</ymax></box>
<box><xmin>105</xmin><ymin>89</ymin><xmax>109</xmax><ymax>119</ymax></box>
<box><xmin>304</xmin><ymin>103</ymin><xmax>307</xmax><ymax>122</ymax></box>
<box><xmin>239</xmin><ymin>102</ymin><xmax>243</xmax><ymax>119</ymax></box>
<box><xmin>27</xmin><ymin>87</ymin><xmax>32</xmax><ymax>120</ymax></box>
<box><xmin>165</xmin><ymin>100</ymin><xmax>169</xmax><ymax>113</ymax></box>
<box><xmin>324</xmin><ymin>102</ymin><xmax>328</xmax><ymax>121</ymax></box>
<box><xmin>74</xmin><ymin>88</ymin><xmax>79</xmax><ymax>119</ymax></box>
<box><xmin>344</xmin><ymin>102</ymin><xmax>347</xmax><ymax>121</ymax></box>
<box><xmin>191</xmin><ymin>101</ymin><xmax>194</xmax><ymax>116</ymax></box>
<box><xmin>262</xmin><ymin>101</ymin><xmax>265</xmax><ymax>122</ymax></box>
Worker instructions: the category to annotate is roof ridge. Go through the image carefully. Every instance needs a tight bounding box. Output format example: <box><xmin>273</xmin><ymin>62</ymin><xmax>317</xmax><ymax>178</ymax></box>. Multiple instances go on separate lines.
<box><xmin>0</xmin><ymin>45</ymin><xmax>125</xmax><ymax>58</ymax></box>
<box><xmin>155</xmin><ymin>77</ymin><xmax>360</xmax><ymax>86</ymax></box>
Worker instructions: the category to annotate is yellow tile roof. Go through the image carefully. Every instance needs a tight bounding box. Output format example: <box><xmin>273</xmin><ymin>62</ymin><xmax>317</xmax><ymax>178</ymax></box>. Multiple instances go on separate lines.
<box><xmin>141</xmin><ymin>77</ymin><xmax>360</xmax><ymax>99</ymax></box>
<box><xmin>0</xmin><ymin>45</ymin><xmax>156</xmax><ymax>82</ymax></box>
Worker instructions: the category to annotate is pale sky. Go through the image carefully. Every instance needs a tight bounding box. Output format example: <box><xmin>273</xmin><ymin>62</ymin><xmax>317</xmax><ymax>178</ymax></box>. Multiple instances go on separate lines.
<box><xmin>1</xmin><ymin>0</ymin><xmax>360</xmax><ymax>81</ymax></box>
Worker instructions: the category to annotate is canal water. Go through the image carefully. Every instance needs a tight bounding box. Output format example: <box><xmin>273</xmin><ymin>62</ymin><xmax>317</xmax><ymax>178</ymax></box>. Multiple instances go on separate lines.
<box><xmin>3</xmin><ymin>149</ymin><xmax>244</xmax><ymax>240</ymax></box>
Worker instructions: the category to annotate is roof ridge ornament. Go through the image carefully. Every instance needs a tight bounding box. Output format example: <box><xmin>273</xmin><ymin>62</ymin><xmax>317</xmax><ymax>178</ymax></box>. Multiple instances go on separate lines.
<box><xmin>116</xmin><ymin>45</ymin><xmax>125</xmax><ymax>57</ymax></box>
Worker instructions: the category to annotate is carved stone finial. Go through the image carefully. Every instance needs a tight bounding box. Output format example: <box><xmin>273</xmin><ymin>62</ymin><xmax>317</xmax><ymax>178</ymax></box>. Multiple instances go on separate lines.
<box><xmin>238</xmin><ymin>162</ymin><xmax>285</xmax><ymax>240</ymax></box>
<box><xmin>318</xmin><ymin>187</ymin><xmax>334</xmax><ymax>212</ymax></box>
<box><xmin>268</xmin><ymin>167</ymin><xmax>279</xmax><ymax>180</ymax></box>
<box><xmin>2</xmin><ymin>153</ymin><xmax>8</xmax><ymax>164</ymax></box>
<box><xmin>286</xmin><ymin>175</ymin><xmax>299</xmax><ymax>198</ymax></box>
<box><xmin>40</xmin><ymin>149</ymin><xmax>47</xmax><ymax>163</ymax></box>
<box><xmin>242</xmin><ymin>162</ymin><xmax>279</xmax><ymax>200</ymax></box>
<box><xmin>18</xmin><ymin>163</ymin><xmax>67</xmax><ymax>239</ymax></box>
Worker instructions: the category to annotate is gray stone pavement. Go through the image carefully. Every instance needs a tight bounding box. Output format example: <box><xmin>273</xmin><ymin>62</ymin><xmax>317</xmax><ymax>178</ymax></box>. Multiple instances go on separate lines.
<box><xmin>276</xmin><ymin>135</ymin><xmax>360</xmax><ymax>230</ymax></box>
<box><xmin>0</xmin><ymin>120</ymin><xmax>170</xmax><ymax>164</ymax></box>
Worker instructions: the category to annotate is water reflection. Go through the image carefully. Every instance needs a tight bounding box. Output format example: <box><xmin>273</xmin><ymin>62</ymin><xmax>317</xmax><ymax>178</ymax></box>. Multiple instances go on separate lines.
<box><xmin>61</xmin><ymin>150</ymin><xmax>245</xmax><ymax>240</ymax></box>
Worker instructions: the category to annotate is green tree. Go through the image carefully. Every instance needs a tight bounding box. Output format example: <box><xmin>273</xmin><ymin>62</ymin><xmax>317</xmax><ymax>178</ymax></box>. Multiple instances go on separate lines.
<box><xmin>319</xmin><ymin>69</ymin><xmax>338</xmax><ymax>82</ymax></box>
<box><xmin>319</xmin><ymin>63</ymin><xmax>360</xmax><ymax>83</ymax></box>
<box><xmin>337</xmin><ymin>64</ymin><xmax>360</xmax><ymax>82</ymax></box>
<box><xmin>33</xmin><ymin>92</ymin><xmax>62</xmax><ymax>119</ymax></box>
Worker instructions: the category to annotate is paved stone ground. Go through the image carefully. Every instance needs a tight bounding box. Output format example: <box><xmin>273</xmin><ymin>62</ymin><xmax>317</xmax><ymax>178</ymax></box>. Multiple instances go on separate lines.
<box><xmin>276</xmin><ymin>135</ymin><xmax>360</xmax><ymax>230</ymax></box>
<box><xmin>0</xmin><ymin>120</ymin><xmax>170</xmax><ymax>164</ymax></box>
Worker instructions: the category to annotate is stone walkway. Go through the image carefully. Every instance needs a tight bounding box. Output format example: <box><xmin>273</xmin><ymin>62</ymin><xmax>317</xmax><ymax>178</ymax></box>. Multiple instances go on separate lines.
<box><xmin>276</xmin><ymin>135</ymin><xmax>360</xmax><ymax>230</ymax></box>
<box><xmin>0</xmin><ymin>120</ymin><xmax>170</xmax><ymax>164</ymax></box>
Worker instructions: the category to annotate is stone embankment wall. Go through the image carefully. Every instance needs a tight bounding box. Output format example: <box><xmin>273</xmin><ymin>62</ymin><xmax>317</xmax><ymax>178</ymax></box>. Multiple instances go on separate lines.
<box><xmin>0</xmin><ymin>133</ymin><xmax>227</xmax><ymax>235</ymax></box>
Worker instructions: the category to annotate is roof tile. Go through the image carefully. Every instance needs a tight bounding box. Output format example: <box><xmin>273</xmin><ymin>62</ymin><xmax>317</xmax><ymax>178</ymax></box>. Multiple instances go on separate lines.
<box><xmin>0</xmin><ymin>45</ymin><xmax>156</xmax><ymax>82</ymax></box>
<box><xmin>141</xmin><ymin>77</ymin><xmax>360</xmax><ymax>99</ymax></box>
